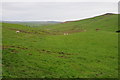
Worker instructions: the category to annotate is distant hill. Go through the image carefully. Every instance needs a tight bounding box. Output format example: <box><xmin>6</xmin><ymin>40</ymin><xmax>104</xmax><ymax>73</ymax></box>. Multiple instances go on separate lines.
<box><xmin>2</xmin><ymin>13</ymin><xmax>118</xmax><ymax>34</ymax></box>
<box><xmin>38</xmin><ymin>13</ymin><xmax>118</xmax><ymax>33</ymax></box>
<box><xmin>2</xmin><ymin>21</ymin><xmax>62</xmax><ymax>27</ymax></box>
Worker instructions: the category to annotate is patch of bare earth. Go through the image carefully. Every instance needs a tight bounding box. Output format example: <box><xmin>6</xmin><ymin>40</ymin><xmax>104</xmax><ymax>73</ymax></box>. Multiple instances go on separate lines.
<box><xmin>2</xmin><ymin>45</ymin><xmax>28</xmax><ymax>50</ymax></box>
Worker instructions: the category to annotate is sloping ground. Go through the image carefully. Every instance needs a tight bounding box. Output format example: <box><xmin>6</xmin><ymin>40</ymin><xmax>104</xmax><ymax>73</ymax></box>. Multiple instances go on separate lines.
<box><xmin>2</xmin><ymin>14</ymin><xmax>118</xmax><ymax>78</ymax></box>
<box><xmin>2</xmin><ymin>23</ymin><xmax>59</xmax><ymax>35</ymax></box>
<box><xmin>2</xmin><ymin>14</ymin><xmax>118</xmax><ymax>35</ymax></box>
<box><xmin>39</xmin><ymin>14</ymin><xmax>118</xmax><ymax>33</ymax></box>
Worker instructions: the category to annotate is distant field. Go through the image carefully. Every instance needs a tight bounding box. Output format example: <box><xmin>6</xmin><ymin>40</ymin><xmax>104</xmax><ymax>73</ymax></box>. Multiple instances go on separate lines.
<box><xmin>3</xmin><ymin>21</ymin><xmax>61</xmax><ymax>27</ymax></box>
<box><xmin>2</xmin><ymin>14</ymin><xmax>118</xmax><ymax>78</ymax></box>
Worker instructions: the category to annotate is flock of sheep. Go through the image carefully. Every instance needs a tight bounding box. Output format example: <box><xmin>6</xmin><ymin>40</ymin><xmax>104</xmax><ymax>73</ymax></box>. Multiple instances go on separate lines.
<box><xmin>16</xmin><ymin>30</ymin><xmax>69</xmax><ymax>35</ymax></box>
<box><xmin>16</xmin><ymin>28</ymin><xmax>100</xmax><ymax>35</ymax></box>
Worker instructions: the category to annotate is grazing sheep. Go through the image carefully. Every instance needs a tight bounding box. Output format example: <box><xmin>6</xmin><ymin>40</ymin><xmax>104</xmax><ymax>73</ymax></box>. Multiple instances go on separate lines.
<box><xmin>64</xmin><ymin>33</ymin><xmax>69</xmax><ymax>35</ymax></box>
<box><xmin>16</xmin><ymin>31</ymin><xmax>20</xmax><ymax>33</ymax></box>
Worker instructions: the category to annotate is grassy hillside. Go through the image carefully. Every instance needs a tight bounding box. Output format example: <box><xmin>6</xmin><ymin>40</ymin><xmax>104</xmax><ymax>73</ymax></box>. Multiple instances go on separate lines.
<box><xmin>39</xmin><ymin>14</ymin><xmax>118</xmax><ymax>33</ymax></box>
<box><xmin>2</xmin><ymin>14</ymin><xmax>118</xmax><ymax>78</ymax></box>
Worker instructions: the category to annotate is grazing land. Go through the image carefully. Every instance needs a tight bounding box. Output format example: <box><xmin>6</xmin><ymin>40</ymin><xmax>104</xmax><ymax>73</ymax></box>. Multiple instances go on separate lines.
<box><xmin>2</xmin><ymin>13</ymin><xmax>118</xmax><ymax>78</ymax></box>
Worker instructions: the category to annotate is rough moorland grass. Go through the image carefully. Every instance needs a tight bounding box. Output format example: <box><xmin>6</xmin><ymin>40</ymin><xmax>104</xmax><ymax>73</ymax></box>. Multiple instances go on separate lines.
<box><xmin>2</xmin><ymin>14</ymin><xmax>118</xmax><ymax>78</ymax></box>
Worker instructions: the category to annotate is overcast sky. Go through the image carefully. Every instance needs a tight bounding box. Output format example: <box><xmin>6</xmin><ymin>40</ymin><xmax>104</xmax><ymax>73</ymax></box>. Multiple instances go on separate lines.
<box><xmin>1</xmin><ymin>2</ymin><xmax>118</xmax><ymax>21</ymax></box>
<box><xmin>1</xmin><ymin>0</ymin><xmax>119</xmax><ymax>2</ymax></box>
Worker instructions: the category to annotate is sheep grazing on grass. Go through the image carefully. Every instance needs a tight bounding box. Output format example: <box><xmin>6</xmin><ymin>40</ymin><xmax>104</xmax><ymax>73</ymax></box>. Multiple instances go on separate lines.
<box><xmin>64</xmin><ymin>33</ymin><xmax>69</xmax><ymax>35</ymax></box>
<box><xmin>16</xmin><ymin>31</ymin><xmax>20</xmax><ymax>33</ymax></box>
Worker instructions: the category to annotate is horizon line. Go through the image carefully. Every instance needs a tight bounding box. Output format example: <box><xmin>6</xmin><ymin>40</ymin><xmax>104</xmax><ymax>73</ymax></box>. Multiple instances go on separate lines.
<box><xmin>1</xmin><ymin>13</ymin><xmax>118</xmax><ymax>22</ymax></box>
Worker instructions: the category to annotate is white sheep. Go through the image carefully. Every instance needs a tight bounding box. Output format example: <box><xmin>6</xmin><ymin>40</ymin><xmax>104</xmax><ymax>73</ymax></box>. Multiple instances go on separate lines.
<box><xmin>16</xmin><ymin>31</ymin><xmax>20</xmax><ymax>33</ymax></box>
<box><xmin>64</xmin><ymin>33</ymin><xmax>69</xmax><ymax>35</ymax></box>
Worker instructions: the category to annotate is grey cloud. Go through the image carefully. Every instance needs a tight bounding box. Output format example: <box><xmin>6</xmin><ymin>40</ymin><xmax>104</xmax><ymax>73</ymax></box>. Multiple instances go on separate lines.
<box><xmin>2</xmin><ymin>2</ymin><xmax>118</xmax><ymax>21</ymax></box>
